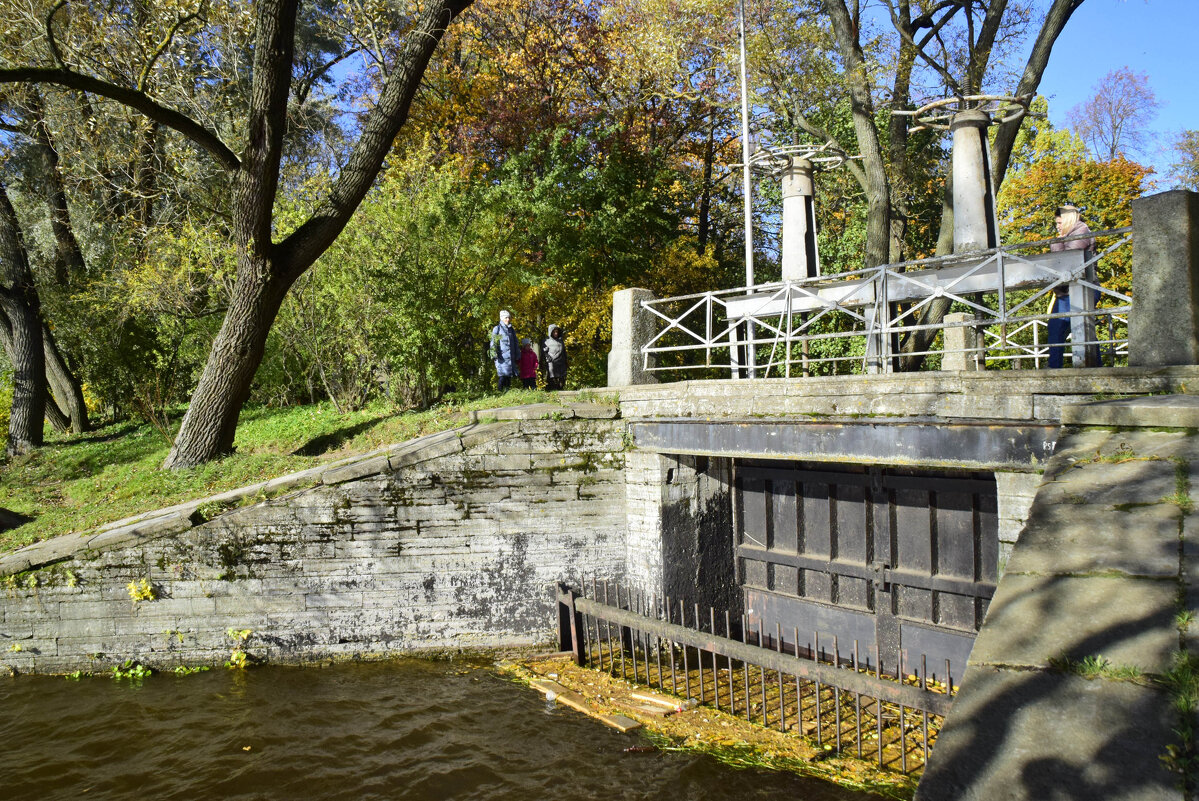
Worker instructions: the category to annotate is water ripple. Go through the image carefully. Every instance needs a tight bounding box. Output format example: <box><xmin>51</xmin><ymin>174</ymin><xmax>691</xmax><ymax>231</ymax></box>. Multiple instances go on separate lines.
<box><xmin>0</xmin><ymin>660</ymin><xmax>870</xmax><ymax>801</ymax></box>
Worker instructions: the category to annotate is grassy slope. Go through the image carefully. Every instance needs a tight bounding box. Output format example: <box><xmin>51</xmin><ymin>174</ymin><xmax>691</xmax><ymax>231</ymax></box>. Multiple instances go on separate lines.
<box><xmin>0</xmin><ymin>390</ymin><xmax>584</xmax><ymax>553</ymax></box>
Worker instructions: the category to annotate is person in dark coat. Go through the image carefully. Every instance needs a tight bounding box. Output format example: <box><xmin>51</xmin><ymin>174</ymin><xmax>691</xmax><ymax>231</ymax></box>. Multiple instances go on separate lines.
<box><xmin>491</xmin><ymin>310</ymin><xmax>521</xmax><ymax>391</ymax></box>
<box><xmin>542</xmin><ymin>324</ymin><xmax>568</xmax><ymax>391</ymax></box>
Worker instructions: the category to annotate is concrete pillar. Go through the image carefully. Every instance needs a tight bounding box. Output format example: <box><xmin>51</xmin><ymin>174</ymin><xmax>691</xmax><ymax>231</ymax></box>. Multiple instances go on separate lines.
<box><xmin>607</xmin><ymin>287</ymin><xmax>658</xmax><ymax>386</ymax></box>
<box><xmin>781</xmin><ymin>158</ymin><xmax>820</xmax><ymax>281</ymax></box>
<box><xmin>1129</xmin><ymin>190</ymin><xmax>1199</xmax><ymax>366</ymax></box>
<box><xmin>942</xmin><ymin>312</ymin><xmax>982</xmax><ymax>371</ymax></box>
<box><xmin>950</xmin><ymin>110</ymin><xmax>997</xmax><ymax>253</ymax></box>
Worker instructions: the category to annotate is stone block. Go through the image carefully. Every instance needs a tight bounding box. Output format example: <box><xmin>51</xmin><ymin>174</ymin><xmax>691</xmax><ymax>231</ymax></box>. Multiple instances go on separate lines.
<box><xmin>608</xmin><ymin>287</ymin><xmax>658</xmax><ymax>386</ymax></box>
<box><xmin>457</xmin><ymin>421</ymin><xmax>520</xmax><ymax>451</ymax></box>
<box><xmin>1033</xmin><ymin>457</ymin><xmax>1179</xmax><ymax>510</ymax></box>
<box><xmin>568</xmin><ymin>403</ymin><xmax>620</xmax><ymax>419</ymax></box>
<box><xmin>916</xmin><ymin>667</ymin><xmax>1180</xmax><ymax>801</ymax></box>
<box><xmin>483</xmin><ymin>404</ymin><xmax>561</xmax><ymax>421</ymax></box>
<box><xmin>1005</xmin><ymin>502</ymin><xmax>1180</xmax><ymax>578</ymax></box>
<box><xmin>970</xmin><ymin>573</ymin><xmax>1177</xmax><ymax>674</ymax></box>
<box><xmin>1129</xmin><ymin>190</ymin><xmax>1199</xmax><ymax>367</ymax></box>
<box><xmin>1031</xmin><ymin>394</ymin><xmax>1095</xmax><ymax>422</ymax></box>
<box><xmin>1062</xmin><ymin>394</ymin><xmax>1199</xmax><ymax>428</ymax></box>
<box><xmin>319</xmin><ymin>455</ymin><xmax>391</xmax><ymax>485</ymax></box>
<box><xmin>388</xmin><ymin>430</ymin><xmax>464</xmax><ymax>469</ymax></box>
<box><xmin>936</xmin><ymin>392</ymin><xmax>1034</xmax><ymax>420</ymax></box>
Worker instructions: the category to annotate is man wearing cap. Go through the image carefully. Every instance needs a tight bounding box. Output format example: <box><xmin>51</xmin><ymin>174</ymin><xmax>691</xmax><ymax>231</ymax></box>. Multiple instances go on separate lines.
<box><xmin>490</xmin><ymin>309</ymin><xmax>521</xmax><ymax>391</ymax></box>
<box><xmin>1046</xmin><ymin>204</ymin><xmax>1096</xmax><ymax>368</ymax></box>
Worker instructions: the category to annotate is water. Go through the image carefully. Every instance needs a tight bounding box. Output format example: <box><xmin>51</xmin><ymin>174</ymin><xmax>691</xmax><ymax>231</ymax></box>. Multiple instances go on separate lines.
<box><xmin>0</xmin><ymin>660</ymin><xmax>877</xmax><ymax>801</ymax></box>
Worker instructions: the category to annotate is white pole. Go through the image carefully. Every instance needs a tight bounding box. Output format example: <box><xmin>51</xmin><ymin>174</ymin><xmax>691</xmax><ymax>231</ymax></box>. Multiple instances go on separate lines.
<box><xmin>738</xmin><ymin>0</ymin><xmax>754</xmax><ymax>288</ymax></box>
<box><xmin>738</xmin><ymin>0</ymin><xmax>756</xmax><ymax>377</ymax></box>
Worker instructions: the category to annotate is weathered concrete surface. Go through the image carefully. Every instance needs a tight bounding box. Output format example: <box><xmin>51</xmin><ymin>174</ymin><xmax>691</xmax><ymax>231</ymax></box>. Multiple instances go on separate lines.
<box><xmin>1130</xmin><ymin>191</ymin><xmax>1199</xmax><ymax>368</ymax></box>
<box><xmin>1062</xmin><ymin>394</ymin><xmax>1199</xmax><ymax>428</ymax></box>
<box><xmin>607</xmin><ymin>288</ymin><xmax>658</xmax><ymax>387</ymax></box>
<box><xmin>0</xmin><ymin>404</ymin><xmax>628</xmax><ymax>674</ymax></box>
<box><xmin>918</xmin><ymin>398</ymin><xmax>1199</xmax><ymax>801</ymax></box>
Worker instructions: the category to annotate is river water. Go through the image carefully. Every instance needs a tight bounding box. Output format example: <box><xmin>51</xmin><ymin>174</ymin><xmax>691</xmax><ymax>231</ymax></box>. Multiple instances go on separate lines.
<box><xmin>0</xmin><ymin>659</ymin><xmax>876</xmax><ymax>801</ymax></box>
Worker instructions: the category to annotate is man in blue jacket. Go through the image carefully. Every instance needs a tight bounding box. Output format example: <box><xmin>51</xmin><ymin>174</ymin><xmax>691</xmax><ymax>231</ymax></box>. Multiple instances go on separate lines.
<box><xmin>490</xmin><ymin>309</ymin><xmax>521</xmax><ymax>391</ymax></box>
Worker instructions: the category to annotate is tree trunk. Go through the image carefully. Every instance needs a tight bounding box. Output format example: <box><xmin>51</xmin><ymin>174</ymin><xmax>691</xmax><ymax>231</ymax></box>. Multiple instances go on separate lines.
<box><xmin>0</xmin><ymin>184</ymin><xmax>46</xmax><ymax>456</ymax></box>
<box><xmin>825</xmin><ymin>0</ymin><xmax>892</xmax><ymax>268</ymax></box>
<box><xmin>0</xmin><ymin>314</ymin><xmax>71</xmax><ymax>433</ymax></box>
<box><xmin>697</xmin><ymin>109</ymin><xmax>714</xmax><ymax>250</ymax></box>
<box><xmin>43</xmin><ymin>322</ymin><xmax>89</xmax><ymax>432</ymax></box>
<box><xmin>162</xmin><ymin>258</ymin><xmax>291</xmax><ymax>469</ymax></box>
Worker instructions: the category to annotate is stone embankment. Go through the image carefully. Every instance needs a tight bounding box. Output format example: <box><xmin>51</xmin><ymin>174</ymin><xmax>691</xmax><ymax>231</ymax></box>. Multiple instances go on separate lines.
<box><xmin>918</xmin><ymin>396</ymin><xmax>1199</xmax><ymax>801</ymax></box>
<box><xmin>0</xmin><ymin>402</ymin><xmax>627</xmax><ymax>674</ymax></box>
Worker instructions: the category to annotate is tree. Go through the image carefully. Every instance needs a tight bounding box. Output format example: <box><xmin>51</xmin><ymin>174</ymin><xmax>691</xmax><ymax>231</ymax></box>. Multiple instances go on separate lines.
<box><xmin>0</xmin><ymin>182</ymin><xmax>46</xmax><ymax>455</ymax></box>
<box><xmin>772</xmin><ymin>0</ymin><xmax>1087</xmax><ymax>367</ymax></box>
<box><xmin>0</xmin><ymin>89</ymin><xmax>92</xmax><ymax>434</ymax></box>
<box><xmin>1167</xmin><ymin>129</ymin><xmax>1199</xmax><ymax>191</ymax></box>
<box><xmin>998</xmin><ymin>109</ymin><xmax>1149</xmax><ymax>296</ymax></box>
<box><xmin>1067</xmin><ymin>67</ymin><xmax>1159</xmax><ymax>161</ymax></box>
<box><xmin>1</xmin><ymin>0</ymin><xmax>473</xmax><ymax>468</ymax></box>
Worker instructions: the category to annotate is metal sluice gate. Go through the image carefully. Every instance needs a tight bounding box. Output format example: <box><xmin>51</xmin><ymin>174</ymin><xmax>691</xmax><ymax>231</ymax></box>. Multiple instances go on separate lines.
<box><xmin>557</xmin><ymin>579</ymin><xmax>958</xmax><ymax>774</ymax></box>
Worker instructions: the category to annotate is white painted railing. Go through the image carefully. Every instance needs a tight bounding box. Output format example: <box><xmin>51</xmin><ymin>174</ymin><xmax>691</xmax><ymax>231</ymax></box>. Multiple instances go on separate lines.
<box><xmin>640</xmin><ymin>228</ymin><xmax>1132</xmax><ymax>377</ymax></box>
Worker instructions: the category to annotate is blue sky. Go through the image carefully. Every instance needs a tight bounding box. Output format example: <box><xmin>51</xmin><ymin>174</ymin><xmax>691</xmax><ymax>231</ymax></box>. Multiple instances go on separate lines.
<box><xmin>1036</xmin><ymin>0</ymin><xmax>1198</xmax><ymax>181</ymax></box>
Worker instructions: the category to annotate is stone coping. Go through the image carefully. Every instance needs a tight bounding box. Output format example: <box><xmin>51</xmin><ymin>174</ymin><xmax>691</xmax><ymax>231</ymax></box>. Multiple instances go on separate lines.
<box><xmin>1061</xmin><ymin>394</ymin><xmax>1199</xmax><ymax>428</ymax></box>
<box><xmin>0</xmin><ymin>402</ymin><xmax>620</xmax><ymax>579</ymax></box>
<box><xmin>613</xmin><ymin>366</ymin><xmax>1199</xmax><ymax>405</ymax></box>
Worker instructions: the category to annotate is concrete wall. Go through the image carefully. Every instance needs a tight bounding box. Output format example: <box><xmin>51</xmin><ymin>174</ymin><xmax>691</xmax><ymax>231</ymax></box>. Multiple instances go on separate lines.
<box><xmin>1</xmin><ymin>412</ymin><xmax>628</xmax><ymax>674</ymax></box>
<box><xmin>615</xmin><ymin>368</ymin><xmax>1199</xmax><ymax>423</ymax></box>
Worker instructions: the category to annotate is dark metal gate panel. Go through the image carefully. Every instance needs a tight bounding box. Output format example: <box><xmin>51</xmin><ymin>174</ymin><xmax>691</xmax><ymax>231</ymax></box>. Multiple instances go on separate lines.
<box><xmin>736</xmin><ymin>462</ymin><xmax>997</xmax><ymax>676</ymax></box>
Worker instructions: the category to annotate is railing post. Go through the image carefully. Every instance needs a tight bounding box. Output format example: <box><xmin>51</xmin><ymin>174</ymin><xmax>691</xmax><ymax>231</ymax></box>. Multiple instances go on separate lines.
<box><xmin>607</xmin><ymin>288</ymin><xmax>658</xmax><ymax>386</ymax></box>
<box><xmin>943</xmin><ymin>312</ymin><xmax>982</xmax><ymax>371</ymax></box>
<box><xmin>557</xmin><ymin>582</ymin><xmax>586</xmax><ymax>666</ymax></box>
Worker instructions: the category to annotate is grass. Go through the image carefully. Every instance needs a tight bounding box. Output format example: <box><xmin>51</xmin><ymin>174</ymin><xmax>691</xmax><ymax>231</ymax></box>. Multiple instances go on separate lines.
<box><xmin>0</xmin><ymin>389</ymin><xmax>570</xmax><ymax>553</ymax></box>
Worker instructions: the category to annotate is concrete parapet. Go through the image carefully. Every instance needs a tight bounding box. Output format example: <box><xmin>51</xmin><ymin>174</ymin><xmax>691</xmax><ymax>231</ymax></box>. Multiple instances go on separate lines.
<box><xmin>607</xmin><ymin>287</ymin><xmax>658</xmax><ymax>387</ymax></box>
<box><xmin>1130</xmin><ymin>190</ymin><xmax>1199</xmax><ymax>367</ymax></box>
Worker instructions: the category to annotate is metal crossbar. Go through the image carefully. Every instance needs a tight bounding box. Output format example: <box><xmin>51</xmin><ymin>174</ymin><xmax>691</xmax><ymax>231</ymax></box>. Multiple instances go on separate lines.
<box><xmin>641</xmin><ymin>229</ymin><xmax>1133</xmax><ymax>377</ymax></box>
<box><xmin>557</xmin><ymin>581</ymin><xmax>955</xmax><ymax>773</ymax></box>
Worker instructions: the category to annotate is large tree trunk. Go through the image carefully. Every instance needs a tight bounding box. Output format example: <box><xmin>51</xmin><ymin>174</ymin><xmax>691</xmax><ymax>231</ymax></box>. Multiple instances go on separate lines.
<box><xmin>43</xmin><ymin>322</ymin><xmax>89</xmax><ymax>433</ymax></box>
<box><xmin>0</xmin><ymin>184</ymin><xmax>46</xmax><ymax>456</ymax></box>
<box><xmin>0</xmin><ymin>314</ymin><xmax>71</xmax><ymax>434</ymax></box>
<box><xmin>163</xmin><ymin>260</ymin><xmax>291</xmax><ymax>468</ymax></box>
<box><xmin>825</xmin><ymin>0</ymin><xmax>892</xmax><ymax>268</ymax></box>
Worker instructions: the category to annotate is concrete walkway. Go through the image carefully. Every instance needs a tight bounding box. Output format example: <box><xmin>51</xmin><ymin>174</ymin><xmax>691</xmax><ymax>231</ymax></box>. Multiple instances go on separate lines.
<box><xmin>918</xmin><ymin>396</ymin><xmax>1199</xmax><ymax>801</ymax></box>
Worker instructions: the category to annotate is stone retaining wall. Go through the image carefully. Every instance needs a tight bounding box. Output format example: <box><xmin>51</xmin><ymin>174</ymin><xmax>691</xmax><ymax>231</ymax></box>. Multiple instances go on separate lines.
<box><xmin>1</xmin><ymin>406</ymin><xmax>627</xmax><ymax>674</ymax></box>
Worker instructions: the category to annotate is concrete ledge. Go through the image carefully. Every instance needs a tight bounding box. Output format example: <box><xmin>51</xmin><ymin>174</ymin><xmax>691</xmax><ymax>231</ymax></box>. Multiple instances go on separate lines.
<box><xmin>1062</xmin><ymin>394</ymin><xmax>1199</xmax><ymax>428</ymax></box>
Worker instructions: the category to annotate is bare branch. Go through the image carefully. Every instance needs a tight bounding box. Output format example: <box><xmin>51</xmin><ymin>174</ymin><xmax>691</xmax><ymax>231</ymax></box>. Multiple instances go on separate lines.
<box><xmin>45</xmin><ymin>1</ymin><xmax>68</xmax><ymax>68</ymax></box>
<box><xmin>0</xmin><ymin>67</ymin><xmax>240</xmax><ymax>171</ymax></box>
<box><xmin>138</xmin><ymin>6</ymin><xmax>207</xmax><ymax>93</ymax></box>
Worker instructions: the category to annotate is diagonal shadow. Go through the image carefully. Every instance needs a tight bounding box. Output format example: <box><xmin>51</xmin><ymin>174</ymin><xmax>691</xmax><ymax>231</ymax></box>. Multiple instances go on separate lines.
<box><xmin>291</xmin><ymin>416</ymin><xmax>391</xmax><ymax>457</ymax></box>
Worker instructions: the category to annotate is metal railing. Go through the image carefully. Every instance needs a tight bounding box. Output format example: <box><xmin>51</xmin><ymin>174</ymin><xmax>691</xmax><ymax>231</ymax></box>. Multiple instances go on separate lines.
<box><xmin>558</xmin><ymin>581</ymin><xmax>957</xmax><ymax>774</ymax></box>
<box><xmin>640</xmin><ymin>228</ymin><xmax>1132</xmax><ymax>377</ymax></box>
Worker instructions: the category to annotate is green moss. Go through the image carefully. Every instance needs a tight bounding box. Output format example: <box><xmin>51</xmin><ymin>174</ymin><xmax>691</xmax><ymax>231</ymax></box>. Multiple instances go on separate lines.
<box><xmin>1047</xmin><ymin>654</ymin><xmax>1145</xmax><ymax>682</ymax></box>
